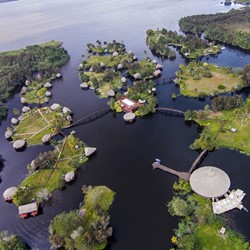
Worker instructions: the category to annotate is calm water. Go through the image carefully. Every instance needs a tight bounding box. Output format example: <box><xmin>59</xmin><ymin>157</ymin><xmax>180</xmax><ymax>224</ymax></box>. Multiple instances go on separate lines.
<box><xmin>0</xmin><ymin>0</ymin><xmax>250</xmax><ymax>249</ymax></box>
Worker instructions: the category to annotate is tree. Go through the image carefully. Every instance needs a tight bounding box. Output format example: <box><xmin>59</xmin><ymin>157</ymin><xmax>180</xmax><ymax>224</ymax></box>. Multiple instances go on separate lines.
<box><xmin>0</xmin><ymin>231</ymin><xmax>28</xmax><ymax>250</ymax></box>
<box><xmin>168</xmin><ymin>197</ymin><xmax>192</xmax><ymax>217</ymax></box>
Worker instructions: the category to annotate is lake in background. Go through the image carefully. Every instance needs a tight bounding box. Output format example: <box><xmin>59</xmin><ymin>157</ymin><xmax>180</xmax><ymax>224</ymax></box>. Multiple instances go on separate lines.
<box><xmin>0</xmin><ymin>0</ymin><xmax>249</xmax><ymax>249</ymax></box>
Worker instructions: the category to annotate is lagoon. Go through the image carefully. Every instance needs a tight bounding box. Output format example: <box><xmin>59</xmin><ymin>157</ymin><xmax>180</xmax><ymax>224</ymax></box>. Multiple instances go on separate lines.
<box><xmin>0</xmin><ymin>0</ymin><xmax>250</xmax><ymax>249</ymax></box>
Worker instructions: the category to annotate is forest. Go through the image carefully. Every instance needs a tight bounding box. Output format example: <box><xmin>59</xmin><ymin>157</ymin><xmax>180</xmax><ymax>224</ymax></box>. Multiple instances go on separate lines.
<box><xmin>179</xmin><ymin>7</ymin><xmax>250</xmax><ymax>50</ymax></box>
<box><xmin>0</xmin><ymin>41</ymin><xmax>69</xmax><ymax>121</ymax></box>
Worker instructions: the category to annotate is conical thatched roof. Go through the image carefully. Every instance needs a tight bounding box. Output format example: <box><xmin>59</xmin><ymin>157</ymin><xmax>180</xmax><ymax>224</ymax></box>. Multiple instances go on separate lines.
<box><xmin>84</xmin><ymin>147</ymin><xmax>96</xmax><ymax>157</ymax></box>
<box><xmin>3</xmin><ymin>187</ymin><xmax>18</xmax><ymax>200</ymax></box>
<box><xmin>50</xmin><ymin>103</ymin><xmax>61</xmax><ymax>111</ymax></box>
<box><xmin>5</xmin><ymin>130</ymin><xmax>13</xmax><ymax>139</ymax></box>
<box><xmin>45</xmin><ymin>91</ymin><xmax>52</xmax><ymax>97</ymax></box>
<box><xmin>22</xmin><ymin>106</ymin><xmax>30</xmax><ymax>113</ymax></box>
<box><xmin>21</xmin><ymin>97</ymin><xmax>27</xmax><ymax>104</ymax></box>
<box><xmin>11</xmin><ymin>118</ymin><xmax>19</xmax><ymax>125</ymax></box>
<box><xmin>123</xmin><ymin>112</ymin><xmax>136</xmax><ymax>122</ymax></box>
<box><xmin>42</xmin><ymin>134</ymin><xmax>52</xmax><ymax>143</ymax></box>
<box><xmin>190</xmin><ymin>166</ymin><xmax>231</xmax><ymax>198</ymax></box>
<box><xmin>107</xmin><ymin>90</ymin><xmax>115</xmax><ymax>97</ymax></box>
<box><xmin>80</xmin><ymin>82</ymin><xmax>89</xmax><ymax>89</ymax></box>
<box><xmin>13</xmin><ymin>140</ymin><xmax>26</xmax><ymax>149</ymax></box>
<box><xmin>44</xmin><ymin>82</ymin><xmax>52</xmax><ymax>88</ymax></box>
<box><xmin>62</xmin><ymin>107</ymin><xmax>72</xmax><ymax>114</ymax></box>
<box><xmin>65</xmin><ymin>171</ymin><xmax>75</xmax><ymax>182</ymax></box>
<box><xmin>134</xmin><ymin>73</ymin><xmax>142</xmax><ymax>80</ymax></box>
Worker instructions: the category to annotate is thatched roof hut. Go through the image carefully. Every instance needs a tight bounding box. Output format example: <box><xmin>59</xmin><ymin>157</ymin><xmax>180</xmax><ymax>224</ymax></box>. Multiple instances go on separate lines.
<box><xmin>134</xmin><ymin>73</ymin><xmax>142</xmax><ymax>80</ymax></box>
<box><xmin>22</xmin><ymin>106</ymin><xmax>30</xmax><ymax>113</ymax></box>
<box><xmin>45</xmin><ymin>91</ymin><xmax>52</xmax><ymax>97</ymax></box>
<box><xmin>20</xmin><ymin>86</ymin><xmax>27</xmax><ymax>95</ymax></box>
<box><xmin>64</xmin><ymin>171</ymin><xmax>75</xmax><ymax>182</ymax></box>
<box><xmin>84</xmin><ymin>147</ymin><xmax>96</xmax><ymax>157</ymax></box>
<box><xmin>5</xmin><ymin>130</ymin><xmax>13</xmax><ymax>139</ymax></box>
<box><xmin>13</xmin><ymin>140</ymin><xmax>26</xmax><ymax>150</ymax></box>
<box><xmin>42</xmin><ymin>134</ymin><xmax>52</xmax><ymax>143</ymax></box>
<box><xmin>107</xmin><ymin>90</ymin><xmax>115</xmax><ymax>97</ymax></box>
<box><xmin>44</xmin><ymin>82</ymin><xmax>52</xmax><ymax>88</ymax></box>
<box><xmin>11</xmin><ymin>118</ymin><xmax>19</xmax><ymax>125</ymax></box>
<box><xmin>80</xmin><ymin>82</ymin><xmax>89</xmax><ymax>89</ymax></box>
<box><xmin>50</xmin><ymin>103</ymin><xmax>61</xmax><ymax>111</ymax></box>
<box><xmin>190</xmin><ymin>166</ymin><xmax>231</xmax><ymax>198</ymax></box>
<box><xmin>123</xmin><ymin>112</ymin><xmax>136</xmax><ymax>122</ymax></box>
<box><xmin>3</xmin><ymin>187</ymin><xmax>18</xmax><ymax>201</ymax></box>
<box><xmin>21</xmin><ymin>97</ymin><xmax>27</xmax><ymax>104</ymax></box>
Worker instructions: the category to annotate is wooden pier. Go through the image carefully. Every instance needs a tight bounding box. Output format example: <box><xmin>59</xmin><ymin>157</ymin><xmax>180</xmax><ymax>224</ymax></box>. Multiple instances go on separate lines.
<box><xmin>156</xmin><ymin>107</ymin><xmax>185</xmax><ymax>117</ymax></box>
<box><xmin>64</xmin><ymin>108</ymin><xmax>111</xmax><ymax>129</ymax></box>
<box><xmin>189</xmin><ymin>148</ymin><xmax>208</xmax><ymax>174</ymax></box>
<box><xmin>152</xmin><ymin>162</ymin><xmax>190</xmax><ymax>181</ymax></box>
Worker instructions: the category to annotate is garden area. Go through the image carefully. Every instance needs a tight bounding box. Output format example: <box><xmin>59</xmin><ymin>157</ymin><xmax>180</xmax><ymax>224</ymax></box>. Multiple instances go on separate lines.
<box><xmin>13</xmin><ymin>134</ymin><xmax>88</xmax><ymax>206</ymax></box>
<box><xmin>175</xmin><ymin>61</ymin><xmax>244</xmax><ymax>97</ymax></box>
<box><xmin>11</xmin><ymin>106</ymin><xmax>71</xmax><ymax>145</ymax></box>
<box><xmin>187</xmin><ymin>96</ymin><xmax>250</xmax><ymax>155</ymax></box>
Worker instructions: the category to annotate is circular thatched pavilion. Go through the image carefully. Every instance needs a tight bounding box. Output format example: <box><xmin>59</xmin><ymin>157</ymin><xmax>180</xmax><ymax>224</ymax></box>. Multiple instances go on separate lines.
<box><xmin>190</xmin><ymin>166</ymin><xmax>230</xmax><ymax>198</ymax></box>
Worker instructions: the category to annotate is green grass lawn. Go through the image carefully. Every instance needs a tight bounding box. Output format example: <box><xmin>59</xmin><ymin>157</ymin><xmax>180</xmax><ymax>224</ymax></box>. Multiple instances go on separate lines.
<box><xmin>13</xmin><ymin>135</ymin><xmax>88</xmax><ymax>206</ymax></box>
<box><xmin>178</xmin><ymin>62</ymin><xmax>243</xmax><ymax>97</ymax></box>
<box><xmin>193</xmin><ymin>102</ymin><xmax>250</xmax><ymax>154</ymax></box>
<box><xmin>12</xmin><ymin>107</ymin><xmax>70</xmax><ymax>145</ymax></box>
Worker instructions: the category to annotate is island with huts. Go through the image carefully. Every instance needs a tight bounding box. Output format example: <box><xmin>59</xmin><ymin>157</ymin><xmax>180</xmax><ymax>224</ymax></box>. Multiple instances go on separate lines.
<box><xmin>0</xmin><ymin>41</ymin><xmax>69</xmax><ymax>123</ymax></box>
<box><xmin>5</xmin><ymin>104</ymin><xmax>73</xmax><ymax>148</ymax></box>
<box><xmin>78</xmin><ymin>40</ymin><xmax>161</xmax><ymax>121</ymax></box>
<box><xmin>4</xmin><ymin>132</ymin><xmax>97</xmax><ymax>218</ymax></box>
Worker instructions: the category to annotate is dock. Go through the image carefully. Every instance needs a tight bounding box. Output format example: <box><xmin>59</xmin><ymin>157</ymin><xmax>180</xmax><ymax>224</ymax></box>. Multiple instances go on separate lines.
<box><xmin>156</xmin><ymin>107</ymin><xmax>185</xmax><ymax>117</ymax></box>
<box><xmin>152</xmin><ymin>162</ymin><xmax>190</xmax><ymax>181</ymax></box>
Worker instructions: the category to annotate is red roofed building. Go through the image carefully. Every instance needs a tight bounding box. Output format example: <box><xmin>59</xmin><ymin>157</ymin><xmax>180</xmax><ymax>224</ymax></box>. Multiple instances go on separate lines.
<box><xmin>119</xmin><ymin>96</ymin><xmax>141</xmax><ymax>113</ymax></box>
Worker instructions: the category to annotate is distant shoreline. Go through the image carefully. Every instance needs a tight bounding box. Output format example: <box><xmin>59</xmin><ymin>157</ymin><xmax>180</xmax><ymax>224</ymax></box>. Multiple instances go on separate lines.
<box><xmin>0</xmin><ymin>0</ymin><xmax>18</xmax><ymax>3</ymax></box>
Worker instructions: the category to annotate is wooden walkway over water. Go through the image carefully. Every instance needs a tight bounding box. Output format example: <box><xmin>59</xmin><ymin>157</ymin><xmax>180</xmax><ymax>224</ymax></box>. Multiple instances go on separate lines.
<box><xmin>152</xmin><ymin>162</ymin><xmax>190</xmax><ymax>181</ymax></box>
<box><xmin>64</xmin><ymin>108</ymin><xmax>111</xmax><ymax>129</ymax></box>
<box><xmin>156</xmin><ymin>107</ymin><xmax>185</xmax><ymax>117</ymax></box>
<box><xmin>189</xmin><ymin>148</ymin><xmax>208</xmax><ymax>174</ymax></box>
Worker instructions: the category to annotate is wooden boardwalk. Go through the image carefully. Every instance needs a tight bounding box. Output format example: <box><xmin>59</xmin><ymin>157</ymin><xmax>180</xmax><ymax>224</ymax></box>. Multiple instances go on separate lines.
<box><xmin>64</xmin><ymin>108</ymin><xmax>111</xmax><ymax>129</ymax></box>
<box><xmin>189</xmin><ymin>148</ymin><xmax>208</xmax><ymax>174</ymax></box>
<box><xmin>152</xmin><ymin>162</ymin><xmax>190</xmax><ymax>181</ymax></box>
<box><xmin>156</xmin><ymin>107</ymin><xmax>185</xmax><ymax>117</ymax></box>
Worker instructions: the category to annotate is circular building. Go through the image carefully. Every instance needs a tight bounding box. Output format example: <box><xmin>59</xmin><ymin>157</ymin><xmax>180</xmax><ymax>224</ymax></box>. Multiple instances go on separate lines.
<box><xmin>190</xmin><ymin>166</ymin><xmax>230</xmax><ymax>198</ymax></box>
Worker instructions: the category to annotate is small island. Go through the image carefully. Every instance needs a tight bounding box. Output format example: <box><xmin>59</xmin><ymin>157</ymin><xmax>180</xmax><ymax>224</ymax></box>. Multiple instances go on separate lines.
<box><xmin>175</xmin><ymin>61</ymin><xmax>247</xmax><ymax>97</ymax></box>
<box><xmin>13</xmin><ymin>133</ymin><xmax>91</xmax><ymax>206</ymax></box>
<box><xmin>0</xmin><ymin>231</ymin><xmax>28</xmax><ymax>250</ymax></box>
<box><xmin>0</xmin><ymin>41</ymin><xmax>70</xmax><ymax>122</ymax></box>
<box><xmin>9</xmin><ymin>105</ymin><xmax>71</xmax><ymax>145</ymax></box>
<box><xmin>146</xmin><ymin>28</ymin><xmax>221</xmax><ymax>59</ymax></box>
<box><xmin>79</xmin><ymin>41</ymin><xmax>159</xmax><ymax>117</ymax></box>
<box><xmin>185</xmin><ymin>95</ymin><xmax>250</xmax><ymax>155</ymax></box>
<box><xmin>168</xmin><ymin>179</ymin><xmax>250</xmax><ymax>249</ymax></box>
<box><xmin>49</xmin><ymin>185</ymin><xmax>115</xmax><ymax>250</ymax></box>
<box><xmin>179</xmin><ymin>7</ymin><xmax>250</xmax><ymax>51</ymax></box>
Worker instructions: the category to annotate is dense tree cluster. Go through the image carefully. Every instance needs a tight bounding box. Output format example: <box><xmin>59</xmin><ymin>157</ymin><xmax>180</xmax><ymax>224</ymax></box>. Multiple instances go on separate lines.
<box><xmin>87</xmin><ymin>40</ymin><xmax>126</xmax><ymax>54</ymax></box>
<box><xmin>146</xmin><ymin>28</ymin><xmax>220</xmax><ymax>59</ymax></box>
<box><xmin>0</xmin><ymin>42</ymin><xmax>70</xmax><ymax>121</ymax></box>
<box><xmin>0</xmin><ymin>231</ymin><xmax>28</xmax><ymax>250</ymax></box>
<box><xmin>211</xmin><ymin>95</ymin><xmax>243</xmax><ymax>112</ymax></box>
<box><xmin>49</xmin><ymin>186</ymin><xmax>114</xmax><ymax>250</ymax></box>
<box><xmin>179</xmin><ymin>7</ymin><xmax>250</xmax><ymax>50</ymax></box>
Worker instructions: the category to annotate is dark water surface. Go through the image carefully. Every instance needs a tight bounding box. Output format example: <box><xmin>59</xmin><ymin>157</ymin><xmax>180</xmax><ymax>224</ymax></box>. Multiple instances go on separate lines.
<box><xmin>0</xmin><ymin>0</ymin><xmax>250</xmax><ymax>249</ymax></box>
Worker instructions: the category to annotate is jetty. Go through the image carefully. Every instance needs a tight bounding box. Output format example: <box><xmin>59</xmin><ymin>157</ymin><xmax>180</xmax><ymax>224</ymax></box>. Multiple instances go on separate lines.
<box><xmin>65</xmin><ymin>108</ymin><xmax>110</xmax><ymax>129</ymax></box>
<box><xmin>152</xmin><ymin>162</ymin><xmax>190</xmax><ymax>181</ymax></box>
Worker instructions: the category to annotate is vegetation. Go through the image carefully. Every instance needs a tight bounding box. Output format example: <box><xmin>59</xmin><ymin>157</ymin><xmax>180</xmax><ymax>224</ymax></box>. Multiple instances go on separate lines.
<box><xmin>0</xmin><ymin>41</ymin><xmax>70</xmax><ymax>121</ymax></box>
<box><xmin>175</xmin><ymin>61</ymin><xmax>244</xmax><ymax>97</ymax></box>
<box><xmin>79</xmin><ymin>41</ymin><xmax>158</xmax><ymax>116</ymax></box>
<box><xmin>13</xmin><ymin>133</ymin><xmax>88</xmax><ymax>205</ymax></box>
<box><xmin>11</xmin><ymin>106</ymin><xmax>70</xmax><ymax>145</ymax></box>
<box><xmin>146</xmin><ymin>28</ymin><xmax>221</xmax><ymax>59</ymax></box>
<box><xmin>87</xmin><ymin>40</ymin><xmax>126</xmax><ymax>54</ymax></box>
<box><xmin>189</xmin><ymin>97</ymin><xmax>250</xmax><ymax>154</ymax></box>
<box><xmin>234</xmin><ymin>0</ymin><xmax>250</xmax><ymax>4</ymax></box>
<box><xmin>179</xmin><ymin>7</ymin><xmax>250</xmax><ymax>50</ymax></box>
<box><xmin>168</xmin><ymin>179</ymin><xmax>250</xmax><ymax>250</ymax></box>
<box><xmin>0</xmin><ymin>231</ymin><xmax>28</xmax><ymax>250</ymax></box>
<box><xmin>49</xmin><ymin>185</ymin><xmax>115</xmax><ymax>250</ymax></box>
